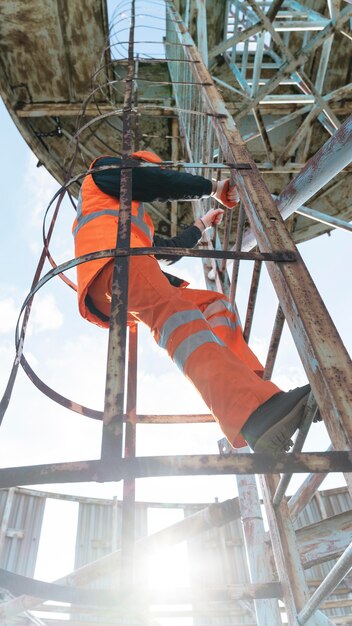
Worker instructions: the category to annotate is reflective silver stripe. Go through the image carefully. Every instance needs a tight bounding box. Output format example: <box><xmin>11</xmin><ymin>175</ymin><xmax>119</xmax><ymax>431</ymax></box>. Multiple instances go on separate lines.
<box><xmin>73</xmin><ymin>209</ymin><xmax>119</xmax><ymax>238</ymax></box>
<box><xmin>158</xmin><ymin>310</ymin><xmax>205</xmax><ymax>349</ymax></box>
<box><xmin>208</xmin><ymin>316</ymin><xmax>240</xmax><ymax>331</ymax></box>
<box><xmin>203</xmin><ymin>298</ymin><xmax>235</xmax><ymax>319</ymax></box>
<box><xmin>73</xmin><ymin>202</ymin><xmax>153</xmax><ymax>242</ymax></box>
<box><xmin>77</xmin><ymin>189</ymin><xmax>83</xmax><ymax>220</ymax></box>
<box><xmin>135</xmin><ymin>202</ymin><xmax>153</xmax><ymax>241</ymax></box>
<box><xmin>173</xmin><ymin>330</ymin><xmax>225</xmax><ymax>372</ymax></box>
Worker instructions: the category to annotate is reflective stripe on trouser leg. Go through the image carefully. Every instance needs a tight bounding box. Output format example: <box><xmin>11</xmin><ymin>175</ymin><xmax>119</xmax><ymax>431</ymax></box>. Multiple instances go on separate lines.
<box><xmin>180</xmin><ymin>290</ymin><xmax>264</xmax><ymax>374</ymax></box>
<box><xmin>119</xmin><ymin>256</ymin><xmax>281</xmax><ymax>446</ymax></box>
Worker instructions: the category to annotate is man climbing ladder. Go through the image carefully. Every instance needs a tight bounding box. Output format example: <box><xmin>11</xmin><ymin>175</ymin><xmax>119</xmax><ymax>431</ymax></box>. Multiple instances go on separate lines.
<box><xmin>73</xmin><ymin>151</ymin><xmax>310</xmax><ymax>453</ymax></box>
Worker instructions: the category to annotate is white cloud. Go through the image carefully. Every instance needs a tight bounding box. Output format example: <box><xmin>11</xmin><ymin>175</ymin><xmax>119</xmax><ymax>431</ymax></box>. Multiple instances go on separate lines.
<box><xmin>31</xmin><ymin>294</ymin><xmax>64</xmax><ymax>333</ymax></box>
<box><xmin>24</xmin><ymin>153</ymin><xmax>58</xmax><ymax>228</ymax></box>
<box><xmin>0</xmin><ymin>297</ymin><xmax>18</xmax><ymax>333</ymax></box>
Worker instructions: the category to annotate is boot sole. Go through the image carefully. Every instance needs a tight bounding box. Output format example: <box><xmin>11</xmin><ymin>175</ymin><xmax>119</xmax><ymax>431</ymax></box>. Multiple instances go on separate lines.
<box><xmin>253</xmin><ymin>393</ymin><xmax>309</xmax><ymax>454</ymax></box>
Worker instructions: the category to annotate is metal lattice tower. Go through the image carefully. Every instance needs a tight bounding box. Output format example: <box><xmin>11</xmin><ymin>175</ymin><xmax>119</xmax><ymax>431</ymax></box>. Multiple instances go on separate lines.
<box><xmin>0</xmin><ymin>1</ymin><xmax>351</xmax><ymax>624</ymax></box>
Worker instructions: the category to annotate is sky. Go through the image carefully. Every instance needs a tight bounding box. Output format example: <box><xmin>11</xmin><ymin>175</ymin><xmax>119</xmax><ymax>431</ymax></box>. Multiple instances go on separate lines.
<box><xmin>0</xmin><ymin>0</ymin><xmax>352</xmax><ymax>593</ymax></box>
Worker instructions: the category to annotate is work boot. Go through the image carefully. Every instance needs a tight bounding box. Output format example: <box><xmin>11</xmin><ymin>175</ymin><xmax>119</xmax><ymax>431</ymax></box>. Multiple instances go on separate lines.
<box><xmin>240</xmin><ymin>384</ymin><xmax>310</xmax><ymax>454</ymax></box>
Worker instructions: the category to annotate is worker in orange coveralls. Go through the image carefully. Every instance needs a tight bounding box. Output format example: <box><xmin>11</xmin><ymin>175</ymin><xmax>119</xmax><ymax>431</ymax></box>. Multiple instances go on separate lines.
<box><xmin>73</xmin><ymin>151</ymin><xmax>309</xmax><ymax>453</ymax></box>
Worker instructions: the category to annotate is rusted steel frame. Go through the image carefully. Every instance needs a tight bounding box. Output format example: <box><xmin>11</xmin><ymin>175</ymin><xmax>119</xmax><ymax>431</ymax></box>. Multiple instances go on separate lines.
<box><xmin>294</xmin><ymin>125</ymin><xmax>313</xmax><ymax>164</ymax></box>
<box><xmin>231</xmin><ymin>0</ymin><xmax>240</xmax><ymax>64</ymax></box>
<box><xmin>294</xmin><ymin>205</ymin><xmax>352</xmax><ymax>234</ymax></box>
<box><xmin>100</xmin><ymin>0</ymin><xmax>136</xmax><ymax>465</ymax></box>
<box><xmin>243</xmin><ymin>260</ymin><xmax>262</xmax><ymax>343</ymax></box>
<box><xmin>229</xmin><ymin>60</ymin><xmax>252</xmax><ymax>95</ymax></box>
<box><xmin>195</xmin><ymin>0</ymin><xmax>208</xmax><ymax>66</ymax></box>
<box><xmin>236</xmin><ymin>4</ymin><xmax>352</xmax><ymax>119</ymax></box>
<box><xmin>1</xmin><ymin>452</ymin><xmax>352</xmax><ymax>489</ymax></box>
<box><xmin>315</xmin><ymin>36</ymin><xmax>334</xmax><ymax>95</ymax></box>
<box><xmin>297</xmin><ymin>511</ymin><xmax>352</xmax><ymax>569</ymax></box>
<box><xmin>295</xmin><ymin>70</ymin><xmax>339</xmax><ymax>137</ymax></box>
<box><xmin>212</xmin><ymin>75</ymin><xmax>252</xmax><ymax>99</ymax></box>
<box><xmin>0</xmin><ymin>497</ymin><xmax>242</xmax><ymax>618</ymax></box>
<box><xmin>171</xmin><ymin>118</ymin><xmax>179</xmax><ymax>236</ymax></box>
<box><xmin>263</xmin><ymin>305</ymin><xmax>285</xmax><ymax>381</ymax></box>
<box><xmin>272</xmin><ymin>394</ymin><xmax>319</xmax><ymax>508</ymax></box>
<box><xmin>173</xmin><ymin>9</ymin><xmax>352</xmax><ymax>485</ymax></box>
<box><xmin>245</xmin><ymin>0</ymin><xmax>341</xmax><ymax>134</ymax></box>
<box><xmin>266</xmin><ymin>0</ymin><xmax>286</xmax><ymax>22</ymax></box>
<box><xmin>298</xmin><ymin>542</ymin><xmax>352</xmax><ymax>625</ymax></box>
<box><xmin>229</xmin><ymin>204</ymin><xmax>246</xmax><ymax>305</ymax></box>
<box><xmin>130</xmin><ymin>412</ymin><xmax>214</xmax><ymax>423</ymax></box>
<box><xmin>121</xmin><ymin>325</ymin><xmax>138</xmax><ymax>590</ymax></box>
<box><xmin>279</xmin><ymin>106</ymin><xmax>322</xmax><ymax>165</ymax></box>
<box><xmin>90</xmin><ymin>161</ymin><xmax>251</xmax><ymax>170</ymax></box>
<box><xmin>250</xmin><ymin>31</ymin><xmax>265</xmax><ymax>97</ymax></box>
<box><xmin>209</xmin><ymin>21</ymin><xmax>262</xmax><ymax>59</ymax></box>
<box><xmin>288</xmin><ymin>445</ymin><xmax>333</xmax><ymax>523</ymax></box>
<box><xmin>243</xmin><ymin>82</ymin><xmax>352</xmax><ymax>144</ymax></box>
<box><xmin>260</xmin><ymin>475</ymin><xmax>336</xmax><ymax>626</ymax></box>
<box><xmin>235</xmin><ymin>447</ymin><xmax>283</xmax><ymax>625</ymax></box>
<box><xmin>220</xmin><ymin>207</ymin><xmax>234</xmax><ymax>273</ymax></box>
<box><xmin>241</xmin><ymin>38</ymin><xmax>249</xmax><ymax>80</ymax></box>
<box><xmin>252</xmin><ymin>109</ymin><xmax>275</xmax><ymax>164</ymax></box>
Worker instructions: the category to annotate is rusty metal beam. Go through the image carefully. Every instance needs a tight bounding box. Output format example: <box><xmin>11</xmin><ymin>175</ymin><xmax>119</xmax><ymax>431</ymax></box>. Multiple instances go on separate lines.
<box><xmin>288</xmin><ymin>446</ymin><xmax>333</xmax><ymax>522</ymax></box>
<box><xmin>100</xmin><ymin>0</ymin><xmax>136</xmax><ymax>466</ymax></box>
<box><xmin>298</xmin><ymin>542</ymin><xmax>352</xmax><ymax>624</ymax></box>
<box><xmin>15</xmin><ymin>102</ymin><xmax>176</xmax><ymax>117</ymax></box>
<box><xmin>0</xmin><ymin>452</ymin><xmax>352</xmax><ymax>489</ymax></box>
<box><xmin>297</xmin><ymin>511</ymin><xmax>352</xmax><ymax>569</ymax></box>
<box><xmin>209</xmin><ymin>21</ymin><xmax>262</xmax><ymax>60</ymax></box>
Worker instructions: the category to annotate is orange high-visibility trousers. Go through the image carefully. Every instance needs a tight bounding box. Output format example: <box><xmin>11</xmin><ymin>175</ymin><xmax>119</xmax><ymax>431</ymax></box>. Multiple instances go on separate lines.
<box><xmin>89</xmin><ymin>255</ymin><xmax>281</xmax><ymax>447</ymax></box>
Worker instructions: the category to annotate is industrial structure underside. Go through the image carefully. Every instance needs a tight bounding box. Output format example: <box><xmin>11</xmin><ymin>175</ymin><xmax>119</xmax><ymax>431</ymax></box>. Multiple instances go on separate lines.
<box><xmin>0</xmin><ymin>1</ymin><xmax>351</xmax><ymax>625</ymax></box>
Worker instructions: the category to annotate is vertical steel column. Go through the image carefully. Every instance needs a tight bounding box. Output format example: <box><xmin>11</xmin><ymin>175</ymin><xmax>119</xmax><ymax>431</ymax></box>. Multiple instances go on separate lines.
<box><xmin>260</xmin><ymin>475</ymin><xmax>336</xmax><ymax>626</ymax></box>
<box><xmin>236</xmin><ymin>449</ymin><xmax>283</xmax><ymax>626</ymax></box>
<box><xmin>263</xmin><ymin>305</ymin><xmax>285</xmax><ymax>380</ymax></box>
<box><xmin>196</xmin><ymin>0</ymin><xmax>208</xmax><ymax>66</ymax></box>
<box><xmin>171</xmin><ymin>118</ymin><xmax>179</xmax><ymax>237</ymax></box>
<box><xmin>120</xmin><ymin>324</ymin><xmax>138</xmax><ymax>590</ymax></box>
<box><xmin>100</xmin><ymin>1</ymin><xmax>136</xmax><ymax>467</ymax></box>
<box><xmin>243</xmin><ymin>259</ymin><xmax>262</xmax><ymax>343</ymax></box>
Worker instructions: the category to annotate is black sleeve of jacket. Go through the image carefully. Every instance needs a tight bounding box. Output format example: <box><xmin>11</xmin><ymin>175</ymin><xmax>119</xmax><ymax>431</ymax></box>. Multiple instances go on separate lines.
<box><xmin>153</xmin><ymin>225</ymin><xmax>202</xmax><ymax>265</ymax></box>
<box><xmin>91</xmin><ymin>156</ymin><xmax>213</xmax><ymax>201</ymax></box>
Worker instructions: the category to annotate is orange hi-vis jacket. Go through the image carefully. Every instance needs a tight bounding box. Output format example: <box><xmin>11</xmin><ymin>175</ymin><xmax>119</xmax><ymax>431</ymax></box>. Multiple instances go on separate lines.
<box><xmin>72</xmin><ymin>151</ymin><xmax>161</xmax><ymax>327</ymax></box>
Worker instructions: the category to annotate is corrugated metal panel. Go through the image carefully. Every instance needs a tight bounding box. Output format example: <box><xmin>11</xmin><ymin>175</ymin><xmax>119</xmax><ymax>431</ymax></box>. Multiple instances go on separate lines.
<box><xmin>0</xmin><ymin>489</ymin><xmax>45</xmax><ymax>576</ymax></box>
<box><xmin>74</xmin><ymin>500</ymin><xmax>148</xmax><ymax>589</ymax></box>
<box><xmin>294</xmin><ymin>488</ymin><xmax>352</xmax><ymax>623</ymax></box>
<box><xmin>185</xmin><ymin>505</ymin><xmax>254</xmax><ymax>626</ymax></box>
